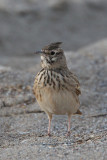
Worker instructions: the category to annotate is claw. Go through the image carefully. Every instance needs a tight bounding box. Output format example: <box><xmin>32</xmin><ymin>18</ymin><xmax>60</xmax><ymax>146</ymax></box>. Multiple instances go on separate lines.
<box><xmin>67</xmin><ymin>131</ymin><xmax>71</xmax><ymax>137</ymax></box>
<box><xmin>47</xmin><ymin>132</ymin><xmax>51</xmax><ymax>137</ymax></box>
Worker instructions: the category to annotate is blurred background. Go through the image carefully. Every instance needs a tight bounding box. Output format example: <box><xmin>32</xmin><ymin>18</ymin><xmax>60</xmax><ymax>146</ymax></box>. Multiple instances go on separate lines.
<box><xmin>0</xmin><ymin>0</ymin><xmax>107</xmax><ymax>57</ymax></box>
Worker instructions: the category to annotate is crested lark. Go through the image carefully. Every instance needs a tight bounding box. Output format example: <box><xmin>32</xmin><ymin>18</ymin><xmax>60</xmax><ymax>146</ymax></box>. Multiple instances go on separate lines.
<box><xmin>33</xmin><ymin>42</ymin><xmax>82</xmax><ymax>136</ymax></box>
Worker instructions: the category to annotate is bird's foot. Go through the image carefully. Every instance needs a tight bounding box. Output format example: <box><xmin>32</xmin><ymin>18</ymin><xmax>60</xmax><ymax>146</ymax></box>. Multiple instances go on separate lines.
<box><xmin>67</xmin><ymin>131</ymin><xmax>71</xmax><ymax>137</ymax></box>
<box><xmin>47</xmin><ymin>132</ymin><xmax>51</xmax><ymax>137</ymax></box>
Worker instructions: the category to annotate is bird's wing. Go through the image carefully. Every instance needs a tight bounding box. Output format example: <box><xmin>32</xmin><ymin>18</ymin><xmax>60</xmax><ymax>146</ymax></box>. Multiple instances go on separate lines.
<box><xmin>63</xmin><ymin>71</ymin><xmax>81</xmax><ymax>96</ymax></box>
<box><xmin>70</xmin><ymin>72</ymin><xmax>81</xmax><ymax>95</ymax></box>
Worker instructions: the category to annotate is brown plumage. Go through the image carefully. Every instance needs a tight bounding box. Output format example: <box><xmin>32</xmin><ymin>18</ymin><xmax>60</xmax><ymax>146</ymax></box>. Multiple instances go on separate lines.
<box><xmin>33</xmin><ymin>42</ymin><xmax>81</xmax><ymax>136</ymax></box>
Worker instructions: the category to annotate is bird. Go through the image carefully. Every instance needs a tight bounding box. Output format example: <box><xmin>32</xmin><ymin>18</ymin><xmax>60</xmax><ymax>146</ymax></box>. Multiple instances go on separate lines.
<box><xmin>33</xmin><ymin>42</ymin><xmax>82</xmax><ymax>136</ymax></box>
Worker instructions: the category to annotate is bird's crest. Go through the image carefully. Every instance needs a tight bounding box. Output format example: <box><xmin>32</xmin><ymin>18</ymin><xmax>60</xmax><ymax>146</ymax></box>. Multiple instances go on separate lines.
<box><xmin>42</xmin><ymin>42</ymin><xmax>62</xmax><ymax>50</ymax></box>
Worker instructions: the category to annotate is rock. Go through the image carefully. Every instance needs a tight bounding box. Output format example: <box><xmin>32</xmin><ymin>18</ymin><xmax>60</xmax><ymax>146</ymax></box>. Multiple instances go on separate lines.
<box><xmin>0</xmin><ymin>65</ymin><xmax>11</xmax><ymax>72</ymax></box>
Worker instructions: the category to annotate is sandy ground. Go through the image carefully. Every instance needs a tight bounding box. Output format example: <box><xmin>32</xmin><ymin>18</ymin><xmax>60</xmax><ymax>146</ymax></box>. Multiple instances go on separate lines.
<box><xmin>0</xmin><ymin>39</ymin><xmax>107</xmax><ymax>159</ymax></box>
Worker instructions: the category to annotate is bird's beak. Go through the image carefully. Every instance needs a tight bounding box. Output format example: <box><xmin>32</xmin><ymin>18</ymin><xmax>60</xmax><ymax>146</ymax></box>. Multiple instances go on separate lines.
<box><xmin>34</xmin><ymin>51</ymin><xmax>43</xmax><ymax>54</ymax></box>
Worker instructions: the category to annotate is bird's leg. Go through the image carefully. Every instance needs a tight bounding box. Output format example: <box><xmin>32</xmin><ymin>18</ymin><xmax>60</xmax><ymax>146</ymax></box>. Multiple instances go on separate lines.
<box><xmin>47</xmin><ymin>113</ymin><xmax>52</xmax><ymax>136</ymax></box>
<box><xmin>67</xmin><ymin>114</ymin><xmax>71</xmax><ymax>136</ymax></box>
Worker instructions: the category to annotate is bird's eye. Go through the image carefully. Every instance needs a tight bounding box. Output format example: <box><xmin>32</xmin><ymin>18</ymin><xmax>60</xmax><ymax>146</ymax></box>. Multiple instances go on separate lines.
<box><xmin>50</xmin><ymin>51</ymin><xmax>55</xmax><ymax>55</ymax></box>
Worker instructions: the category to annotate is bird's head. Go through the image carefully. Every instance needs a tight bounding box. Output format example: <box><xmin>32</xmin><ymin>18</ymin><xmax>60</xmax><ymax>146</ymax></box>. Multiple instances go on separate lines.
<box><xmin>36</xmin><ymin>42</ymin><xmax>67</xmax><ymax>69</ymax></box>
